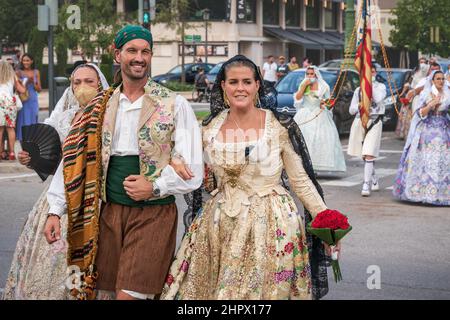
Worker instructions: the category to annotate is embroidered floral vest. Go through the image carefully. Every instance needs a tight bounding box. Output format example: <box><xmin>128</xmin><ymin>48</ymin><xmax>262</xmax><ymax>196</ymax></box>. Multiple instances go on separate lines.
<box><xmin>100</xmin><ymin>80</ymin><xmax>175</xmax><ymax>201</ymax></box>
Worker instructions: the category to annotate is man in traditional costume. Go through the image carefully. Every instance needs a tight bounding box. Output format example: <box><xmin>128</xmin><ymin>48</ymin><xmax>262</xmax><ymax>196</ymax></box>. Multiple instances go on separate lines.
<box><xmin>347</xmin><ymin>66</ymin><xmax>387</xmax><ymax>197</ymax></box>
<box><xmin>44</xmin><ymin>25</ymin><xmax>203</xmax><ymax>300</ymax></box>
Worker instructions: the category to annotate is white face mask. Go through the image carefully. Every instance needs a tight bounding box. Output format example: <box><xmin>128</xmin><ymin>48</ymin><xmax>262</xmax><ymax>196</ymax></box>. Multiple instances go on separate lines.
<box><xmin>372</xmin><ymin>76</ymin><xmax>376</xmax><ymax>82</ymax></box>
<box><xmin>420</xmin><ymin>63</ymin><xmax>428</xmax><ymax>71</ymax></box>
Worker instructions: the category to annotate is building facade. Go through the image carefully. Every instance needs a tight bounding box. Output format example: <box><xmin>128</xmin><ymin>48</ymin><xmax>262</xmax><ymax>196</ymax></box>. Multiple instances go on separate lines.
<box><xmin>116</xmin><ymin>0</ymin><xmax>346</xmax><ymax>76</ymax></box>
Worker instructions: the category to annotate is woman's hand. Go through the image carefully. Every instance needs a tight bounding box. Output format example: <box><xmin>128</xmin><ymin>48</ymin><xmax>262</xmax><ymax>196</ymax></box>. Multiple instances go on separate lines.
<box><xmin>323</xmin><ymin>240</ymin><xmax>342</xmax><ymax>260</ymax></box>
<box><xmin>170</xmin><ymin>156</ymin><xmax>194</xmax><ymax>180</ymax></box>
<box><xmin>44</xmin><ymin>215</ymin><xmax>61</xmax><ymax>244</ymax></box>
<box><xmin>18</xmin><ymin>151</ymin><xmax>31</xmax><ymax>166</ymax></box>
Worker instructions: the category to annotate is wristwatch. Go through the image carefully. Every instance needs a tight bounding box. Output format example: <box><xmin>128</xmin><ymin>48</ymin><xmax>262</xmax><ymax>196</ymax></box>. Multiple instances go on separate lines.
<box><xmin>152</xmin><ymin>182</ymin><xmax>161</xmax><ymax>198</ymax></box>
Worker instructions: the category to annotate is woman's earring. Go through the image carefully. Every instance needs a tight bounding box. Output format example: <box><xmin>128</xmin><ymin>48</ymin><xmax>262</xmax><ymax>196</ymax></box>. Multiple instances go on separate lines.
<box><xmin>254</xmin><ymin>92</ymin><xmax>260</xmax><ymax>107</ymax></box>
<box><xmin>223</xmin><ymin>92</ymin><xmax>230</xmax><ymax>108</ymax></box>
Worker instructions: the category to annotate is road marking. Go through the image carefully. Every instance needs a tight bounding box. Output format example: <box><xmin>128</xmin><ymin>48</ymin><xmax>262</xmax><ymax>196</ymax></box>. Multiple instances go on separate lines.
<box><xmin>321</xmin><ymin>169</ymin><xmax>397</xmax><ymax>187</ymax></box>
<box><xmin>386</xmin><ymin>185</ymin><xmax>394</xmax><ymax>190</ymax></box>
<box><xmin>0</xmin><ymin>173</ymin><xmax>37</xmax><ymax>181</ymax></box>
<box><xmin>347</xmin><ymin>156</ymin><xmax>387</xmax><ymax>161</ymax></box>
<box><xmin>342</xmin><ymin>148</ymin><xmax>402</xmax><ymax>155</ymax></box>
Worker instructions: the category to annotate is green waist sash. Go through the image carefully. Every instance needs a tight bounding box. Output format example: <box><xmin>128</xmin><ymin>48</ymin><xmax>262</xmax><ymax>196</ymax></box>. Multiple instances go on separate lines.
<box><xmin>106</xmin><ymin>156</ymin><xmax>175</xmax><ymax>207</ymax></box>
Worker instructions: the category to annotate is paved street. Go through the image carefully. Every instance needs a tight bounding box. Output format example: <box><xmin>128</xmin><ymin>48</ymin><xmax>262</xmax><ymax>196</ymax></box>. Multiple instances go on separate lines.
<box><xmin>0</xmin><ymin>100</ymin><xmax>449</xmax><ymax>299</ymax></box>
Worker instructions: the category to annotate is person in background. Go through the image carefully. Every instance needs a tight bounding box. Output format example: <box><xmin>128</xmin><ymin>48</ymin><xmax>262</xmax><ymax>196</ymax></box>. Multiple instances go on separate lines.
<box><xmin>15</xmin><ymin>53</ymin><xmax>41</xmax><ymax>141</ymax></box>
<box><xmin>276</xmin><ymin>55</ymin><xmax>289</xmax><ymax>80</ymax></box>
<box><xmin>393</xmin><ymin>70</ymin><xmax>449</xmax><ymax>206</ymax></box>
<box><xmin>347</xmin><ymin>65</ymin><xmax>387</xmax><ymax>197</ymax></box>
<box><xmin>288</xmin><ymin>56</ymin><xmax>300</xmax><ymax>71</ymax></box>
<box><xmin>3</xmin><ymin>63</ymin><xmax>109</xmax><ymax>300</ymax></box>
<box><xmin>293</xmin><ymin>66</ymin><xmax>346</xmax><ymax>173</ymax></box>
<box><xmin>0</xmin><ymin>61</ymin><xmax>26</xmax><ymax>160</ymax></box>
<box><xmin>262</xmin><ymin>55</ymin><xmax>278</xmax><ymax>88</ymax></box>
<box><xmin>194</xmin><ymin>67</ymin><xmax>210</xmax><ymax>101</ymax></box>
<box><xmin>12</xmin><ymin>50</ymin><xmax>21</xmax><ymax>70</ymax></box>
<box><xmin>302</xmin><ymin>57</ymin><xmax>311</xmax><ymax>68</ymax></box>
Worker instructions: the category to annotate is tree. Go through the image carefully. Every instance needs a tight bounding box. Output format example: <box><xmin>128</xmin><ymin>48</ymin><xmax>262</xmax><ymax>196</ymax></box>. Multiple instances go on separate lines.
<box><xmin>0</xmin><ymin>0</ymin><xmax>37</xmax><ymax>52</ymax></box>
<box><xmin>389</xmin><ymin>0</ymin><xmax>450</xmax><ymax>57</ymax></box>
<box><xmin>56</xmin><ymin>0</ymin><xmax>126</xmax><ymax>64</ymax></box>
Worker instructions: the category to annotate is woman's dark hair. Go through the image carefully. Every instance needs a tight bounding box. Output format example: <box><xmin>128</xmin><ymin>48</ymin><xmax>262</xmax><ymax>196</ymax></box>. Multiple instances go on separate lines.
<box><xmin>222</xmin><ymin>59</ymin><xmax>259</xmax><ymax>81</ymax></box>
<box><xmin>20</xmin><ymin>53</ymin><xmax>35</xmax><ymax>70</ymax></box>
<box><xmin>432</xmin><ymin>70</ymin><xmax>444</xmax><ymax>80</ymax></box>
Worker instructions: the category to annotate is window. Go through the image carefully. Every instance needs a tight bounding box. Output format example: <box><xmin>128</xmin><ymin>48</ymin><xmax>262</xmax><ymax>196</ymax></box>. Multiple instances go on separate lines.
<box><xmin>236</xmin><ymin>0</ymin><xmax>257</xmax><ymax>23</ymax></box>
<box><xmin>325</xmin><ymin>2</ymin><xmax>338</xmax><ymax>30</ymax></box>
<box><xmin>186</xmin><ymin>0</ymin><xmax>230</xmax><ymax>21</ymax></box>
<box><xmin>263</xmin><ymin>0</ymin><xmax>280</xmax><ymax>25</ymax></box>
<box><xmin>285</xmin><ymin>0</ymin><xmax>300</xmax><ymax>27</ymax></box>
<box><xmin>306</xmin><ymin>0</ymin><xmax>320</xmax><ymax>29</ymax></box>
<box><xmin>179</xmin><ymin>44</ymin><xmax>229</xmax><ymax>57</ymax></box>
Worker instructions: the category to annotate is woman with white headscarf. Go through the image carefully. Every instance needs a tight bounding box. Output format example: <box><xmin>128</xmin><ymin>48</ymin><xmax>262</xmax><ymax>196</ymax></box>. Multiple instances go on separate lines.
<box><xmin>393</xmin><ymin>70</ymin><xmax>450</xmax><ymax>206</ymax></box>
<box><xmin>3</xmin><ymin>63</ymin><xmax>109</xmax><ymax>300</ymax></box>
<box><xmin>293</xmin><ymin>66</ymin><xmax>346</xmax><ymax>173</ymax></box>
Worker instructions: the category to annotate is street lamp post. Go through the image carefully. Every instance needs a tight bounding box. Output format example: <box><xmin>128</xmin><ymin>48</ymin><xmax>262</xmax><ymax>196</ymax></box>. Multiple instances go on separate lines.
<box><xmin>203</xmin><ymin>8</ymin><xmax>210</xmax><ymax>64</ymax></box>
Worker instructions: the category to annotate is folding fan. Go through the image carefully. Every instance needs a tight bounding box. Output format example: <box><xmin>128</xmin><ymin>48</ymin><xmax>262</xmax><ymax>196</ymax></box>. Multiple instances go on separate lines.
<box><xmin>21</xmin><ymin>124</ymin><xmax>62</xmax><ymax>181</ymax></box>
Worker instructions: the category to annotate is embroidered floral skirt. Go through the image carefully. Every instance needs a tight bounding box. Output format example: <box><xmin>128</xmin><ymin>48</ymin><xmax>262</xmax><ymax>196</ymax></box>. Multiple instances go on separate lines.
<box><xmin>393</xmin><ymin>115</ymin><xmax>450</xmax><ymax>206</ymax></box>
<box><xmin>0</xmin><ymin>94</ymin><xmax>18</xmax><ymax>127</ymax></box>
<box><xmin>3</xmin><ymin>183</ymin><xmax>72</xmax><ymax>300</ymax></box>
<box><xmin>161</xmin><ymin>192</ymin><xmax>313</xmax><ymax>300</ymax></box>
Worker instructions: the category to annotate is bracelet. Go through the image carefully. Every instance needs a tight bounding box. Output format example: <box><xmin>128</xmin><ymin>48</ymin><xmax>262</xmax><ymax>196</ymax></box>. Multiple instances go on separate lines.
<box><xmin>47</xmin><ymin>213</ymin><xmax>60</xmax><ymax>219</ymax></box>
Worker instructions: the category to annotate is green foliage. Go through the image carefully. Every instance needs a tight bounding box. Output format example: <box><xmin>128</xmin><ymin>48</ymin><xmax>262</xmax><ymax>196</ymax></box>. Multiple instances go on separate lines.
<box><xmin>0</xmin><ymin>0</ymin><xmax>36</xmax><ymax>47</ymax></box>
<box><xmin>389</xmin><ymin>0</ymin><xmax>450</xmax><ymax>57</ymax></box>
<box><xmin>27</xmin><ymin>27</ymin><xmax>47</xmax><ymax>71</ymax></box>
<box><xmin>57</xmin><ymin>0</ymin><xmax>125</xmax><ymax>62</ymax></box>
<box><xmin>163</xmin><ymin>81</ymin><xmax>194</xmax><ymax>91</ymax></box>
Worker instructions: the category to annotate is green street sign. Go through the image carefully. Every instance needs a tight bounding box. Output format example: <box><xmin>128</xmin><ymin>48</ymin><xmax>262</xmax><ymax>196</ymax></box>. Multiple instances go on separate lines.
<box><xmin>184</xmin><ymin>35</ymin><xmax>201</xmax><ymax>42</ymax></box>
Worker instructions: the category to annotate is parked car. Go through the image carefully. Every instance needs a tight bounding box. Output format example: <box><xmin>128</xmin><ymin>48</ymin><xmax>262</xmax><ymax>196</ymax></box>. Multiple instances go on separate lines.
<box><xmin>273</xmin><ymin>67</ymin><xmax>402</xmax><ymax>134</ymax></box>
<box><xmin>205</xmin><ymin>61</ymin><xmax>225</xmax><ymax>90</ymax></box>
<box><xmin>319</xmin><ymin>59</ymin><xmax>382</xmax><ymax>70</ymax></box>
<box><xmin>152</xmin><ymin>63</ymin><xmax>215</xmax><ymax>84</ymax></box>
<box><xmin>436</xmin><ymin>58</ymin><xmax>450</xmax><ymax>72</ymax></box>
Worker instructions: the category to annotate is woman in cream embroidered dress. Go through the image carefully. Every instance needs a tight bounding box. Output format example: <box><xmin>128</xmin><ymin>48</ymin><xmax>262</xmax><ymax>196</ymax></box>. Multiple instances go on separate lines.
<box><xmin>162</xmin><ymin>56</ymin><xmax>340</xmax><ymax>300</ymax></box>
<box><xmin>3</xmin><ymin>64</ymin><xmax>109</xmax><ymax>300</ymax></box>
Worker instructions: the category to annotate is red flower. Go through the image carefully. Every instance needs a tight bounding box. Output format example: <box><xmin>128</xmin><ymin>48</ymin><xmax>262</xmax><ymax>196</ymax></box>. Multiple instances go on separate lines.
<box><xmin>311</xmin><ymin>209</ymin><xmax>350</xmax><ymax>230</ymax></box>
<box><xmin>400</xmin><ymin>98</ymin><xmax>410</xmax><ymax>105</ymax></box>
<box><xmin>284</xmin><ymin>242</ymin><xmax>294</xmax><ymax>254</ymax></box>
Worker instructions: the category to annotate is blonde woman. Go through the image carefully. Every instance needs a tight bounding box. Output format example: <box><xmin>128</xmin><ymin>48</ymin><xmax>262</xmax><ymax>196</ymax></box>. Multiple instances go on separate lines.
<box><xmin>0</xmin><ymin>61</ymin><xmax>26</xmax><ymax>160</ymax></box>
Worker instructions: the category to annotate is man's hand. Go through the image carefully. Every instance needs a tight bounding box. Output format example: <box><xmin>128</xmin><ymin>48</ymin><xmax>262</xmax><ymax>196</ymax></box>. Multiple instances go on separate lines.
<box><xmin>44</xmin><ymin>215</ymin><xmax>61</xmax><ymax>244</ymax></box>
<box><xmin>123</xmin><ymin>175</ymin><xmax>153</xmax><ymax>201</ymax></box>
<box><xmin>170</xmin><ymin>157</ymin><xmax>194</xmax><ymax>180</ymax></box>
<box><xmin>18</xmin><ymin>151</ymin><xmax>31</xmax><ymax>166</ymax></box>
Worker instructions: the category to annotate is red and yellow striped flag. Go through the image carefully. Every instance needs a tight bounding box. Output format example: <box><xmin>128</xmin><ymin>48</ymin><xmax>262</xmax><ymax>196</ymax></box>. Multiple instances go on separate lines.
<box><xmin>354</xmin><ymin>0</ymin><xmax>373</xmax><ymax>130</ymax></box>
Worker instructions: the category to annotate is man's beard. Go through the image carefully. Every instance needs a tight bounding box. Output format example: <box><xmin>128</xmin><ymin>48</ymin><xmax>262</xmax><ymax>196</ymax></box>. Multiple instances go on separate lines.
<box><xmin>123</xmin><ymin>62</ymin><xmax>149</xmax><ymax>80</ymax></box>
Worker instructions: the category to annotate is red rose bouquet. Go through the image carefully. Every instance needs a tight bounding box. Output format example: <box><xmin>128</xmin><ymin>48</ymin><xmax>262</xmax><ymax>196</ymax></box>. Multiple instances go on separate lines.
<box><xmin>306</xmin><ymin>209</ymin><xmax>352</xmax><ymax>282</ymax></box>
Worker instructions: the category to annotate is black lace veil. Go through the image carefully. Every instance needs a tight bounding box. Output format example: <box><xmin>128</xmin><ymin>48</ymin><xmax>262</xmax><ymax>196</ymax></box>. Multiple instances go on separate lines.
<box><xmin>184</xmin><ymin>54</ymin><xmax>329</xmax><ymax>299</ymax></box>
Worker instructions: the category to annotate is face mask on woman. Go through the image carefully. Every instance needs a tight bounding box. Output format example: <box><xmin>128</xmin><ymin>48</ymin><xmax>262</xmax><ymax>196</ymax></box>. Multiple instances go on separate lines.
<box><xmin>309</xmin><ymin>78</ymin><xmax>317</xmax><ymax>84</ymax></box>
<box><xmin>420</xmin><ymin>63</ymin><xmax>428</xmax><ymax>72</ymax></box>
<box><xmin>74</xmin><ymin>84</ymin><xmax>98</xmax><ymax>107</ymax></box>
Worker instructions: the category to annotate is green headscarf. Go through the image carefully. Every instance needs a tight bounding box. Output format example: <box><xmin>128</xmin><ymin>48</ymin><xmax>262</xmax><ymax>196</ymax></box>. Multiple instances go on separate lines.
<box><xmin>114</xmin><ymin>25</ymin><xmax>153</xmax><ymax>50</ymax></box>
